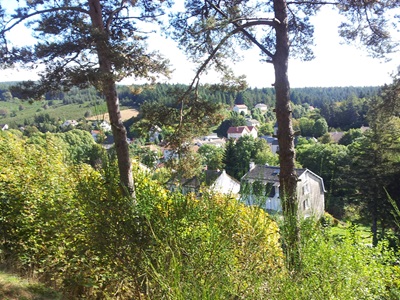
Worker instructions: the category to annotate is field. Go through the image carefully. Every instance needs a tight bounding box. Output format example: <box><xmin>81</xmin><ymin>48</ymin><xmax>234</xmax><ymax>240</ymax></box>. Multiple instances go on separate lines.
<box><xmin>0</xmin><ymin>98</ymin><xmax>137</xmax><ymax>127</ymax></box>
<box><xmin>86</xmin><ymin>108</ymin><xmax>139</xmax><ymax>122</ymax></box>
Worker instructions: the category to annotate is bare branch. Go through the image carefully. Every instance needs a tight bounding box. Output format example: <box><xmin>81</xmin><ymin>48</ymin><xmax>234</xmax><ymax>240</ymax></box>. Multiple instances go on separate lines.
<box><xmin>205</xmin><ymin>0</ymin><xmax>276</xmax><ymax>59</ymax></box>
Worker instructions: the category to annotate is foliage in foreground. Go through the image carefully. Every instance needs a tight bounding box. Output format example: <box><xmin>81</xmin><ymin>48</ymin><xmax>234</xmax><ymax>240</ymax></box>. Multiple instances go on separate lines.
<box><xmin>0</xmin><ymin>130</ymin><xmax>399</xmax><ymax>299</ymax></box>
<box><xmin>0</xmin><ymin>131</ymin><xmax>283</xmax><ymax>298</ymax></box>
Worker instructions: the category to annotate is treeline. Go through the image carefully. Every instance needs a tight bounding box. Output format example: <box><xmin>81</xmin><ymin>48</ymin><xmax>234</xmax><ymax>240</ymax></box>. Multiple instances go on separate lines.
<box><xmin>1</xmin><ymin>82</ymin><xmax>380</xmax><ymax>108</ymax></box>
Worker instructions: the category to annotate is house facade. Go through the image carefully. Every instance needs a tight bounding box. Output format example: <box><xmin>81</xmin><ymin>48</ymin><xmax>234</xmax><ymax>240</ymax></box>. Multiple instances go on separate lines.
<box><xmin>227</xmin><ymin>126</ymin><xmax>250</xmax><ymax>139</ymax></box>
<box><xmin>227</xmin><ymin>126</ymin><xmax>258</xmax><ymax>139</ymax></box>
<box><xmin>61</xmin><ymin>120</ymin><xmax>78</xmax><ymax>128</ymax></box>
<box><xmin>100</xmin><ymin>120</ymin><xmax>112</xmax><ymax>132</ymax></box>
<box><xmin>254</xmin><ymin>103</ymin><xmax>268</xmax><ymax>112</ymax></box>
<box><xmin>241</xmin><ymin>165</ymin><xmax>325</xmax><ymax>218</ymax></box>
<box><xmin>260</xmin><ymin>135</ymin><xmax>279</xmax><ymax>154</ymax></box>
<box><xmin>233</xmin><ymin>104</ymin><xmax>248</xmax><ymax>115</ymax></box>
<box><xmin>245</xmin><ymin>118</ymin><xmax>260</xmax><ymax>127</ymax></box>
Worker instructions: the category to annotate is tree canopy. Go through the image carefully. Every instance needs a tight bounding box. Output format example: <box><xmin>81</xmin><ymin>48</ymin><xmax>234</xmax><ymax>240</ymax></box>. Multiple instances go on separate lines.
<box><xmin>0</xmin><ymin>0</ymin><xmax>172</xmax><ymax>195</ymax></box>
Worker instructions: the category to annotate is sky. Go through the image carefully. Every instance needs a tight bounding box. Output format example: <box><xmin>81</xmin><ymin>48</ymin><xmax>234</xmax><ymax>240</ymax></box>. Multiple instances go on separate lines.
<box><xmin>0</xmin><ymin>4</ymin><xmax>399</xmax><ymax>88</ymax></box>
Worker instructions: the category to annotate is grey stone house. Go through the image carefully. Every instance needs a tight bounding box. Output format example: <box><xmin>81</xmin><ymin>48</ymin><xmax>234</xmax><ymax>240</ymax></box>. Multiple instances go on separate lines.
<box><xmin>241</xmin><ymin>165</ymin><xmax>325</xmax><ymax>218</ymax></box>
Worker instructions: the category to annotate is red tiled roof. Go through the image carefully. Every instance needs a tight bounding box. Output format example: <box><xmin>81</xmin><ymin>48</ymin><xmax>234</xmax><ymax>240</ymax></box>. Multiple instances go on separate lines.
<box><xmin>227</xmin><ymin>126</ymin><xmax>249</xmax><ymax>134</ymax></box>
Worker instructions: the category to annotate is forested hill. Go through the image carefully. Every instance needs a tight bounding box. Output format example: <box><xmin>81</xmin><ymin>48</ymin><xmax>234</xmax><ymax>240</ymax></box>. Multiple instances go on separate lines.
<box><xmin>0</xmin><ymin>82</ymin><xmax>380</xmax><ymax>108</ymax></box>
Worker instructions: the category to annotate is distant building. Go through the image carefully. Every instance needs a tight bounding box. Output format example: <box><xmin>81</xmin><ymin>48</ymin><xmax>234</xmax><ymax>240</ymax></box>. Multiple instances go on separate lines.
<box><xmin>260</xmin><ymin>135</ymin><xmax>279</xmax><ymax>154</ymax></box>
<box><xmin>149</xmin><ymin>125</ymin><xmax>162</xmax><ymax>143</ymax></box>
<box><xmin>329</xmin><ymin>131</ymin><xmax>344</xmax><ymax>143</ymax></box>
<box><xmin>254</xmin><ymin>103</ymin><xmax>268</xmax><ymax>112</ymax></box>
<box><xmin>245</xmin><ymin>118</ymin><xmax>261</xmax><ymax>127</ymax></box>
<box><xmin>167</xmin><ymin>169</ymin><xmax>240</xmax><ymax>198</ymax></box>
<box><xmin>61</xmin><ymin>120</ymin><xmax>78</xmax><ymax>128</ymax></box>
<box><xmin>227</xmin><ymin>126</ymin><xmax>258</xmax><ymax>139</ymax></box>
<box><xmin>233</xmin><ymin>104</ymin><xmax>248</xmax><ymax>115</ymax></box>
<box><xmin>99</xmin><ymin>120</ymin><xmax>112</xmax><ymax>132</ymax></box>
<box><xmin>0</xmin><ymin>124</ymin><xmax>9</xmax><ymax>131</ymax></box>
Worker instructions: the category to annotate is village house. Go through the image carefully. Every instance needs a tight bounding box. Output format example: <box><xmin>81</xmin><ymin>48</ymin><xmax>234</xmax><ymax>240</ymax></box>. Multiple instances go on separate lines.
<box><xmin>167</xmin><ymin>169</ymin><xmax>240</xmax><ymax>198</ymax></box>
<box><xmin>61</xmin><ymin>120</ymin><xmax>78</xmax><ymax>128</ymax></box>
<box><xmin>0</xmin><ymin>124</ymin><xmax>9</xmax><ymax>131</ymax></box>
<box><xmin>245</xmin><ymin>118</ymin><xmax>261</xmax><ymax>127</ymax></box>
<box><xmin>227</xmin><ymin>126</ymin><xmax>258</xmax><ymax>139</ymax></box>
<box><xmin>241</xmin><ymin>164</ymin><xmax>325</xmax><ymax>218</ymax></box>
<box><xmin>232</xmin><ymin>104</ymin><xmax>248</xmax><ymax>115</ymax></box>
<box><xmin>193</xmin><ymin>134</ymin><xmax>226</xmax><ymax>148</ymax></box>
<box><xmin>260</xmin><ymin>135</ymin><xmax>279</xmax><ymax>154</ymax></box>
<box><xmin>254</xmin><ymin>103</ymin><xmax>268</xmax><ymax>112</ymax></box>
<box><xmin>99</xmin><ymin>120</ymin><xmax>112</xmax><ymax>132</ymax></box>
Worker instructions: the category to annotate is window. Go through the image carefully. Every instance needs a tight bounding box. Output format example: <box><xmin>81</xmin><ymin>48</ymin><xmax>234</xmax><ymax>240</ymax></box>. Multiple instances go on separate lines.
<box><xmin>303</xmin><ymin>198</ymin><xmax>310</xmax><ymax>210</ymax></box>
<box><xmin>302</xmin><ymin>181</ymin><xmax>310</xmax><ymax>195</ymax></box>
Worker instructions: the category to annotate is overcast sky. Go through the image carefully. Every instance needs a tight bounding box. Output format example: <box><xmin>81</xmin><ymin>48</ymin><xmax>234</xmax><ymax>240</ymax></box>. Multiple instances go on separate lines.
<box><xmin>0</xmin><ymin>4</ymin><xmax>399</xmax><ymax>88</ymax></box>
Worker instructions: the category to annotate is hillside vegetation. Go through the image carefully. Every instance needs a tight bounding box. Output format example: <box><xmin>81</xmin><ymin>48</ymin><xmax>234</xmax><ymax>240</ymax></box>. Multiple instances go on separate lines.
<box><xmin>1</xmin><ymin>130</ymin><xmax>399</xmax><ymax>299</ymax></box>
<box><xmin>0</xmin><ymin>82</ymin><xmax>378</xmax><ymax>127</ymax></box>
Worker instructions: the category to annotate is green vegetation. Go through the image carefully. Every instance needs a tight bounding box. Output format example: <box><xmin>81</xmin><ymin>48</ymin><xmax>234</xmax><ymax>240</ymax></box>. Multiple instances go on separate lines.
<box><xmin>1</xmin><ymin>129</ymin><xmax>399</xmax><ymax>299</ymax></box>
<box><xmin>0</xmin><ymin>98</ymin><xmax>109</xmax><ymax>128</ymax></box>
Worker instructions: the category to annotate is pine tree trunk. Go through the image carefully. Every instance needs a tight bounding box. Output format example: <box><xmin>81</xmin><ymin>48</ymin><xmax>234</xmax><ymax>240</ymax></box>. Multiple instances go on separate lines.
<box><xmin>88</xmin><ymin>0</ymin><xmax>135</xmax><ymax>197</ymax></box>
<box><xmin>273</xmin><ymin>0</ymin><xmax>301</xmax><ymax>272</ymax></box>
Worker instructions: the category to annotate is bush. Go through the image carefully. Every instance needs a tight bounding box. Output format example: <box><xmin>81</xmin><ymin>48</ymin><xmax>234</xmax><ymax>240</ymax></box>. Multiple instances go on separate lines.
<box><xmin>138</xmin><ymin>187</ymin><xmax>284</xmax><ymax>299</ymax></box>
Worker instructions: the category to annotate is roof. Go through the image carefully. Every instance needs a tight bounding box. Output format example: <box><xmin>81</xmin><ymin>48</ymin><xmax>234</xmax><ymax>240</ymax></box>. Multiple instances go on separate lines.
<box><xmin>168</xmin><ymin>169</ymin><xmax>239</xmax><ymax>192</ymax></box>
<box><xmin>261</xmin><ymin>135</ymin><xmax>278</xmax><ymax>145</ymax></box>
<box><xmin>234</xmin><ymin>104</ymin><xmax>248</xmax><ymax>108</ymax></box>
<box><xmin>227</xmin><ymin>126</ymin><xmax>249</xmax><ymax>134</ymax></box>
<box><xmin>255</xmin><ymin>103</ymin><xmax>268</xmax><ymax>108</ymax></box>
<box><xmin>329</xmin><ymin>131</ymin><xmax>344</xmax><ymax>143</ymax></box>
<box><xmin>242</xmin><ymin>165</ymin><xmax>326</xmax><ymax>192</ymax></box>
<box><xmin>247</xmin><ymin>126</ymin><xmax>257</xmax><ymax>132</ymax></box>
<box><xmin>242</xmin><ymin>165</ymin><xmax>306</xmax><ymax>183</ymax></box>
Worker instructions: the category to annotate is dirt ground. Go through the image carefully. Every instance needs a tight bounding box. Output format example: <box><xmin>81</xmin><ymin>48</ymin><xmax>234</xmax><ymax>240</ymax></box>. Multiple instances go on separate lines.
<box><xmin>86</xmin><ymin>108</ymin><xmax>139</xmax><ymax>122</ymax></box>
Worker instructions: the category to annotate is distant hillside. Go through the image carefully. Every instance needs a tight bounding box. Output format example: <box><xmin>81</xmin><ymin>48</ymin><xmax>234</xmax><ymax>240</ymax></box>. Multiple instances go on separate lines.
<box><xmin>0</xmin><ymin>82</ymin><xmax>380</xmax><ymax>128</ymax></box>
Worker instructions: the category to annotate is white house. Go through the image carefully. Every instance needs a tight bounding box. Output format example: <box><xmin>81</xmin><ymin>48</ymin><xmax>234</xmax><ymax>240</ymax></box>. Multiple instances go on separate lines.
<box><xmin>167</xmin><ymin>169</ymin><xmax>240</xmax><ymax>198</ymax></box>
<box><xmin>247</xmin><ymin>126</ymin><xmax>258</xmax><ymax>138</ymax></box>
<box><xmin>209</xmin><ymin>169</ymin><xmax>241</xmax><ymax>197</ymax></box>
<box><xmin>61</xmin><ymin>120</ymin><xmax>78</xmax><ymax>128</ymax></box>
<box><xmin>0</xmin><ymin>124</ymin><xmax>9</xmax><ymax>131</ymax></box>
<box><xmin>260</xmin><ymin>135</ymin><xmax>279</xmax><ymax>154</ymax></box>
<box><xmin>100</xmin><ymin>120</ymin><xmax>112</xmax><ymax>132</ymax></box>
<box><xmin>255</xmin><ymin>103</ymin><xmax>268</xmax><ymax>112</ymax></box>
<box><xmin>241</xmin><ymin>165</ymin><xmax>325</xmax><ymax>218</ymax></box>
<box><xmin>245</xmin><ymin>118</ymin><xmax>261</xmax><ymax>127</ymax></box>
<box><xmin>227</xmin><ymin>126</ymin><xmax>249</xmax><ymax>139</ymax></box>
<box><xmin>227</xmin><ymin>126</ymin><xmax>258</xmax><ymax>139</ymax></box>
<box><xmin>233</xmin><ymin>104</ymin><xmax>248</xmax><ymax>115</ymax></box>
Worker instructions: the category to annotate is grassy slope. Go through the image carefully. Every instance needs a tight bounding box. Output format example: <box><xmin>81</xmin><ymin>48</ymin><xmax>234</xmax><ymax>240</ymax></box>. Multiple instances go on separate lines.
<box><xmin>0</xmin><ymin>271</ymin><xmax>62</xmax><ymax>300</ymax></box>
<box><xmin>0</xmin><ymin>99</ymin><xmax>110</xmax><ymax>127</ymax></box>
